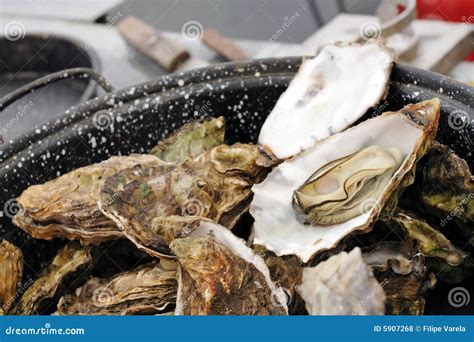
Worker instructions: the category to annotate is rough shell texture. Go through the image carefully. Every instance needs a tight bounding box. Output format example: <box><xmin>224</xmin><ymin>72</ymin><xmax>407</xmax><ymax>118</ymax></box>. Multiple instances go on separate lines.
<box><xmin>0</xmin><ymin>240</ymin><xmax>23</xmax><ymax>313</ymax></box>
<box><xmin>296</xmin><ymin>248</ymin><xmax>386</xmax><ymax>315</ymax></box>
<box><xmin>251</xmin><ymin>99</ymin><xmax>440</xmax><ymax>262</ymax></box>
<box><xmin>57</xmin><ymin>260</ymin><xmax>177</xmax><ymax>315</ymax></box>
<box><xmin>11</xmin><ymin>242</ymin><xmax>92</xmax><ymax>315</ymax></box>
<box><xmin>393</xmin><ymin>212</ymin><xmax>467</xmax><ymax>266</ymax></box>
<box><xmin>258</xmin><ymin>41</ymin><xmax>394</xmax><ymax>159</ymax></box>
<box><xmin>99</xmin><ymin>144</ymin><xmax>276</xmax><ymax>257</ymax></box>
<box><xmin>171</xmin><ymin>220</ymin><xmax>288</xmax><ymax>315</ymax></box>
<box><xmin>150</xmin><ymin>116</ymin><xmax>225</xmax><ymax>163</ymax></box>
<box><xmin>421</xmin><ymin>142</ymin><xmax>473</xmax><ymax>223</ymax></box>
<box><xmin>13</xmin><ymin>155</ymin><xmax>161</xmax><ymax>244</ymax></box>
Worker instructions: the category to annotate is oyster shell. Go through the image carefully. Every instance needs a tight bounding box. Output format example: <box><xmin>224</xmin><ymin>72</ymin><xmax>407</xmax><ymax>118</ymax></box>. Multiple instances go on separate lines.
<box><xmin>13</xmin><ymin>154</ymin><xmax>161</xmax><ymax>244</ymax></box>
<box><xmin>392</xmin><ymin>212</ymin><xmax>467</xmax><ymax>266</ymax></box>
<box><xmin>99</xmin><ymin>144</ymin><xmax>276</xmax><ymax>257</ymax></box>
<box><xmin>259</xmin><ymin>41</ymin><xmax>394</xmax><ymax>159</ymax></box>
<box><xmin>11</xmin><ymin>242</ymin><xmax>92</xmax><ymax>315</ymax></box>
<box><xmin>421</xmin><ymin>142</ymin><xmax>473</xmax><ymax>223</ymax></box>
<box><xmin>170</xmin><ymin>220</ymin><xmax>288</xmax><ymax>315</ymax></box>
<box><xmin>293</xmin><ymin>145</ymin><xmax>403</xmax><ymax>225</ymax></box>
<box><xmin>57</xmin><ymin>260</ymin><xmax>177</xmax><ymax>315</ymax></box>
<box><xmin>296</xmin><ymin>248</ymin><xmax>386</xmax><ymax>315</ymax></box>
<box><xmin>251</xmin><ymin>99</ymin><xmax>440</xmax><ymax>262</ymax></box>
<box><xmin>150</xmin><ymin>116</ymin><xmax>225</xmax><ymax>163</ymax></box>
<box><xmin>0</xmin><ymin>240</ymin><xmax>23</xmax><ymax>313</ymax></box>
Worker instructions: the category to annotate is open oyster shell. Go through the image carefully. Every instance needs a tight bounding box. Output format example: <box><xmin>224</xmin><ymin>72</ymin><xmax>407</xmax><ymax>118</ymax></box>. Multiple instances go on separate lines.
<box><xmin>57</xmin><ymin>260</ymin><xmax>177</xmax><ymax>315</ymax></box>
<box><xmin>296</xmin><ymin>248</ymin><xmax>386</xmax><ymax>315</ymax></box>
<box><xmin>150</xmin><ymin>116</ymin><xmax>225</xmax><ymax>163</ymax></box>
<box><xmin>251</xmin><ymin>99</ymin><xmax>440</xmax><ymax>262</ymax></box>
<box><xmin>13</xmin><ymin>154</ymin><xmax>161</xmax><ymax>244</ymax></box>
<box><xmin>11</xmin><ymin>242</ymin><xmax>92</xmax><ymax>315</ymax></box>
<box><xmin>0</xmin><ymin>240</ymin><xmax>23</xmax><ymax>313</ymax></box>
<box><xmin>99</xmin><ymin>144</ymin><xmax>276</xmax><ymax>257</ymax></box>
<box><xmin>170</xmin><ymin>220</ymin><xmax>288</xmax><ymax>315</ymax></box>
<box><xmin>392</xmin><ymin>212</ymin><xmax>467</xmax><ymax>266</ymax></box>
<box><xmin>259</xmin><ymin>41</ymin><xmax>394</xmax><ymax>159</ymax></box>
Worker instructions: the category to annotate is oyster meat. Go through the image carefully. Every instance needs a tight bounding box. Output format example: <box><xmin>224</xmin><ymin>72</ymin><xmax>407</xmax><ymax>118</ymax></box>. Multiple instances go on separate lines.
<box><xmin>293</xmin><ymin>145</ymin><xmax>403</xmax><ymax>225</ymax></box>
<box><xmin>170</xmin><ymin>219</ymin><xmax>288</xmax><ymax>315</ymax></box>
<box><xmin>99</xmin><ymin>144</ymin><xmax>276</xmax><ymax>257</ymax></box>
<box><xmin>296</xmin><ymin>248</ymin><xmax>386</xmax><ymax>315</ymax></box>
<box><xmin>392</xmin><ymin>212</ymin><xmax>467</xmax><ymax>266</ymax></box>
<box><xmin>11</xmin><ymin>242</ymin><xmax>92</xmax><ymax>315</ymax></box>
<box><xmin>57</xmin><ymin>260</ymin><xmax>177</xmax><ymax>315</ymax></box>
<box><xmin>13</xmin><ymin>154</ymin><xmax>162</xmax><ymax>244</ymax></box>
<box><xmin>150</xmin><ymin>116</ymin><xmax>225</xmax><ymax>163</ymax></box>
<box><xmin>259</xmin><ymin>41</ymin><xmax>394</xmax><ymax>158</ymax></box>
<box><xmin>251</xmin><ymin>99</ymin><xmax>440</xmax><ymax>262</ymax></box>
<box><xmin>0</xmin><ymin>240</ymin><xmax>23</xmax><ymax>313</ymax></box>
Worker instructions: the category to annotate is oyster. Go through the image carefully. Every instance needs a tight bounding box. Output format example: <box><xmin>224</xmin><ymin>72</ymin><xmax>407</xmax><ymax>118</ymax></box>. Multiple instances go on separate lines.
<box><xmin>251</xmin><ymin>99</ymin><xmax>440</xmax><ymax>262</ymax></box>
<box><xmin>293</xmin><ymin>145</ymin><xmax>403</xmax><ymax>225</ymax></box>
<box><xmin>392</xmin><ymin>212</ymin><xmax>467</xmax><ymax>266</ymax></box>
<box><xmin>13</xmin><ymin>154</ymin><xmax>161</xmax><ymax>244</ymax></box>
<box><xmin>170</xmin><ymin>220</ymin><xmax>288</xmax><ymax>315</ymax></box>
<box><xmin>0</xmin><ymin>240</ymin><xmax>23</xmax><ymax>313</ymax></box>
<box><xmin>296</xmin><ymin>248</ymin><xmax>386</xmax><ymax>315</ymax></box>
<box><xmin>57</xmin><ymin>260</ymin><xmax>177</xmax><ymax>315</ymax></box>
<box><xmin>11</xmin><ymin>242</ymin><xmax>92</xmax><ymax>315</ymax></box>
<box><xmin>421</xmin><ymin>142</ymin><xmax>473</xmax><ymax>223</ymax></box>
<box><xmin>259</xmin><ymin>41</ymin><xmax>394</xmax><ymax>159</ymax></box>
<box><xmin>150</xmin><ymin>116</ymin><xmax>225</xmax><ymax>163</ymax></box>
<box><xmin>99</xmin><ymin>144</ymin><xmax>276</xmax><ymax>257</ymax></box>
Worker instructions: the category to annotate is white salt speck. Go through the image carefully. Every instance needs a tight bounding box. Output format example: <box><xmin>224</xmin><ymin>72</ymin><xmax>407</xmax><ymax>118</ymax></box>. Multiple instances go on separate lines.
<box><xmin>178</xmin><ymin>80</ymin><xmax>185</xmax><ymax>87</ymax></box>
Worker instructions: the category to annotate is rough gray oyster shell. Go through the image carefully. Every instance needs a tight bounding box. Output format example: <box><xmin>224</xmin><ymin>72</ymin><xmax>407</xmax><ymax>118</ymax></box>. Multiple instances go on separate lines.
<box><xmin>57</xmin><ymin>260</ymin><xmax>177</xmax><ymax>315</ymax></box>
<box><xmin>13</xmin><ymin>155</ymin><xmax>161</xmax><ymax>244</ymax></box>
<box><xmin>150</xmin><ymin>116</ymin><xmax>225</xmax><ymax>163</ymax></box>
<box><xmin>99</xmin><ymin>144</ymin><xmax>276</xmax><ymax>257</ymax></box>
<box><xmin>296</xmin><ymin>248</ymin><xmax>386</xmax><ymax>315</ymax></box>
<box><xmin>11</xmin><ymin>242</ymin><xmax>92</xmax><ymax>315</ymax></box>
<box><xmin>0</xmin><ymin>240</ymin><xmax>23</xmax><ymax>313</ymax></box>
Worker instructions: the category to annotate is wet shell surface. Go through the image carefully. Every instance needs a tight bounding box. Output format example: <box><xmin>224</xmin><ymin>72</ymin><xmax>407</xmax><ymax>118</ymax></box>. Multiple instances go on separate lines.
<box><xmin>251</xmin><ymin>99</ymin><xmax>440</xmax><ymax>262</ymax></box>
<box><xmin>258</xmin><ymin>41</ymin><xmax>394</xmax><ymax>159</ymax></box>
<box><xmin>172</xmin><ymin>220</ymin><xmax>288</xmax><ymax>315</ymax></box>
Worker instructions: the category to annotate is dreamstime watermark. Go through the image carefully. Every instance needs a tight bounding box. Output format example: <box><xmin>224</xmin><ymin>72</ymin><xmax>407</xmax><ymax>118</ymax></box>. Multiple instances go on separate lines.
<box><xmin>2</xmin><ymin>278</ymin><xmax>34</xmax><ymax>313</ymax></box>
<box><xmin>262</xmin><ymin>12</ymin><xmax>300</xmax><ymax>50</ymax></box>
<box><xmin>352</xmin><ymin>278</ymin><xmax>389</xmax><ymax>314</ymax></box>
<box><xmin>5</xmin><ymin>323</ymin><xmax>85</xmax><ymax>336</ymax></box>
<box><xmin>92</xmin><ymin>287</ymin><xmax>114</xmax><ymax>307</ymax></box>
<box><xmin>92</xmin><ymin>110</ymin><xmax>114</xmax><ymax>130</ymax></box>
<box><xmin>439</xmin><ymin>192</ymin><xmax>473</xmax><ymax>227</ymax></box>
<box><xmin>3</xmin><ymin>21</ymin><xmax>26</xmax><ymax>41</ymax></box>
<box><xmin>370</xmin><ymin>100</ymin><xmax>390</xmax><ymax>117</ymax></box>
<box><xmin>84</xmin><ymin>11</ymin><xmax>123</xmax><ymax>50</ymax></box>
<box><xmin>359</xmin><ymin>21</ymin><xmax>382</xmax><ymax>41</ymax></box>
<box><xmin>448</xmin><ymin>287</ymin><xmax>470</xmax><ymax>308</ymax></box>
<box><xmin>447</xmin><ymin>109</ymin><xmax>472</xmax><ymax>131</ymax></box>
<box><xmin>2</xmin><ymin>198</ymin><xmax>20</xmax><ymax>219</ymax></box>
<box><xmin>181</xmin><ymin>198</ymin><xmax>205</xmax><ymax>217</ymax></box>
<box><xmin>358</xmin><ymin>198</ymin><xmax>382</xmax><ymax>216</ymax></box>
<box><xmin>1</xmin><ymin>101</ymin><xmax>35</xmax><ymax>135</ymax></box>
<box><xmin>181</xmin><ymin>20</ymin><xmax>204</xmax><ymax>40</ymax></box>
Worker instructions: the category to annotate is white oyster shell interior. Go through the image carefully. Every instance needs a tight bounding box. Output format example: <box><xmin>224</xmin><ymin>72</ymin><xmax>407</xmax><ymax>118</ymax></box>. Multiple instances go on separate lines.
<box><xmin>258</xmin><ymin>42</ymin><xmax>394</xmax><ymax>159</ymax></box>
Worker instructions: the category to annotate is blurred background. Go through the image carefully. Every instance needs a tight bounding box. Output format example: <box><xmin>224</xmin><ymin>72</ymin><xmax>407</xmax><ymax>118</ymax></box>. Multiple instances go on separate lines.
<box><xmin>0</xmin><ymin>0</ymin><xmax>473</xmax><ymax>142</ymax></box>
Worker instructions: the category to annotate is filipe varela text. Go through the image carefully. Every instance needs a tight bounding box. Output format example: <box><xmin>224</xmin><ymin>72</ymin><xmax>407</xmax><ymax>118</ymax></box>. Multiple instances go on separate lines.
<box><xmin>423</xmin><ymin>325</ymin><xmax>466</xmax><ymax>333</ymax></box>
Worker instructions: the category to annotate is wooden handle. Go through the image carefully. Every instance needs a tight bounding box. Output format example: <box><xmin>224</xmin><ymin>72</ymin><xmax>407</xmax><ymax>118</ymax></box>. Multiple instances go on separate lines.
<box><xmin>201</xmin><ymin>29</ymin><xmax>249</xmax><ymax>61</ymax></box>
<box><xmin>118</xmin><ymin>16</ymin><xmax>190</xmax><ymax>72</ymax></box>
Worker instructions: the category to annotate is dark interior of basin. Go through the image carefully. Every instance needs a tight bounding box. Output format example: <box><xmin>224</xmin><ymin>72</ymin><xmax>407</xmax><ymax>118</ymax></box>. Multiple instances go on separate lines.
<box><xmin>0</xmin><ymin>35</ymin><xmax>98</xmax><ymax>142</ymax></box>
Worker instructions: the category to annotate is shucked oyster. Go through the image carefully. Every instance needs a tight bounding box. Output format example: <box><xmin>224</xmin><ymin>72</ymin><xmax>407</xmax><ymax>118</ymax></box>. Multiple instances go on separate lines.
<box><xmin>57</xmin><ymin>260</ymin><xmax>177</xmax><ymax>315</ymax></box>
<box><xmin>0</xmin><ymin>240</ymin><xmax>23</xmax><ymax>313</ymax></box>
<box><xmin>259</xmin><ymin>41</ymin><xmax>394</xmax><ymax>159</ymax></box>
<box><xmin>11</xmin><ymin>242</ymin><xmax>92</xmax><ymax>315</ymax></box>
<box><xmin>296</xmin><ymin>248</ymin><xmax>386</xmax><ymax>315</ymax></box>
<box><xmin>170</xmin><ymin>220</ymin><xmax>288</xmax><ymax>315</ymax></box>
<box><xmin>150</xmin><ymin>116</ymin><xmax>225</xmax><ymax>163</ymax></box>
<box><xmin>99</xmin><ymin>144</ymin><xmax>276</xmax><ymax>257</ymax></box>
<box><xmin>13</xmin><ymin>154</ymin><xmax>162</xmax><ymax>244</ymax></box>
<box><xmin>251</xmin><ymin>99</ymin><xmax>440</xmax><ymax>262</ymax></box>
<box><xmin>293</xmin><ymin>145</ymin><xmax>403</xmax><ymax>225</ymax></box>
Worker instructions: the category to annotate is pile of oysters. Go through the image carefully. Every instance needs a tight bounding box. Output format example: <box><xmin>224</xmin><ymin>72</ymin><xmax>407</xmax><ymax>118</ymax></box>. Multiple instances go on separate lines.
<box><xmin>1</xmin><ymin>41</ymin><xmax>472</xmax><ymax>316</ymax></box>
